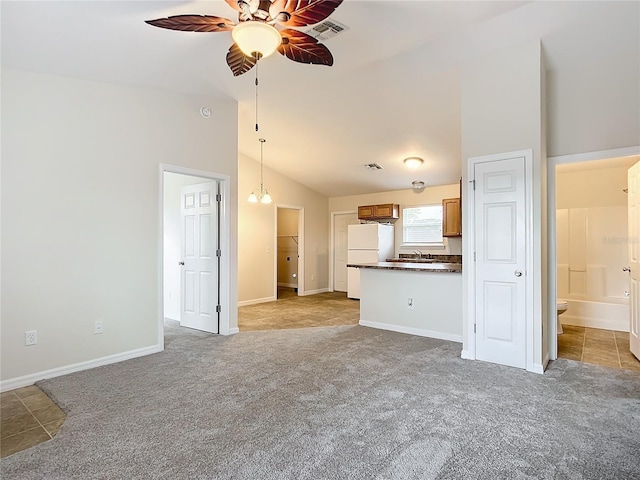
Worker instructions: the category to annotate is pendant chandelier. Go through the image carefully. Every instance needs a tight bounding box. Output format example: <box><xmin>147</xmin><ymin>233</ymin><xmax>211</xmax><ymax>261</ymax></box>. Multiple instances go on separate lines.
<box><xmin>248</xmin><ymin>138</ymin><xmax>272</xmax><ymax>204</ymax></box>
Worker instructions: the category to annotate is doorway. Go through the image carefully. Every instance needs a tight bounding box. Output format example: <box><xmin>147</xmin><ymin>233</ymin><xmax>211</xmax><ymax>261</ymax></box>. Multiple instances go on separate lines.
<box><xmin>551</xmin><ymin>153</ymin><xmax>639</xmax><ymax>370</ymax></box>
<box><xmin>275</xmin><ymin>205</ymin><xmax>304</xmax><ymax>299</ymax></box>
<box><xmin>277</xmin><ymin>207</ymin><xmax>300</xmax><ymax>298</ymax></box>
<box><xmin>160</xmin><ymin>165</ymin><xmax>232</xmax><ymax>340</ymax></box>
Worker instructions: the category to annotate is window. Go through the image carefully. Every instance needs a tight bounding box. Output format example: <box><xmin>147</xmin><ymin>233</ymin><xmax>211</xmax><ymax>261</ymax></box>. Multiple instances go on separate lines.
<box><xmin>402</xmin><ymin>205</ymin><xmax>443</xmax><ymax>245</ymax></box>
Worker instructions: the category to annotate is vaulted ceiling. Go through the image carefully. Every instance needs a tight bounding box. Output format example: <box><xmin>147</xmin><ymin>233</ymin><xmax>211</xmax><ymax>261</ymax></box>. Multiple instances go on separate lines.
<box><xmin>2</xmin><ymin>1</ymin><xmax>638</xmax><ymax>196</ymax></box>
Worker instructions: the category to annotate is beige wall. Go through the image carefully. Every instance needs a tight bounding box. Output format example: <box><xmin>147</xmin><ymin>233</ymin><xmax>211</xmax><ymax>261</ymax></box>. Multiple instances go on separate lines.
<box><xmin>329</xmin><ymin>184</ymin><xmax>462</xmax><ymax>256</ymax></box>
<box><xmin>1</xmin><ymin>68</ymin><xmax>238</xmax><ymax>385</ymax></box>
<box><xmin>238</xmin><ymin>154</ymin><xmax>329</xmax><ymax>303</ymax></box>
<box><xmin>461</xmin><ymin>40</ymin><xmax>547</xmax><ymax>370</ymax></box>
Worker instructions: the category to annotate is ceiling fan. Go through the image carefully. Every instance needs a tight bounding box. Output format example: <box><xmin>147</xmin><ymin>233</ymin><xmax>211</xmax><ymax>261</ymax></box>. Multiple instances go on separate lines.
<box><xmin>146</xmin><ymin>0</ymin><xmax>344</xmax><ymax>76</ymax></box>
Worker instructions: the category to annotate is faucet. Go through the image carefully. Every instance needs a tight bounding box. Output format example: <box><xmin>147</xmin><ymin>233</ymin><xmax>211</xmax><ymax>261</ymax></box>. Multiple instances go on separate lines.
<box><xmin>412</xmin><ymin>250</ymin><xmax>423</xmax><ymax>259</ymax></box>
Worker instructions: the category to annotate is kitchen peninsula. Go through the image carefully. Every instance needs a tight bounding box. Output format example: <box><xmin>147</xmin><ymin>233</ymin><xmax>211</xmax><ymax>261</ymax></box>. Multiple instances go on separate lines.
<box><xmin>346</xmin><ymin>261</ymin><xmax>463</xmax><ymax>343</ymax></box>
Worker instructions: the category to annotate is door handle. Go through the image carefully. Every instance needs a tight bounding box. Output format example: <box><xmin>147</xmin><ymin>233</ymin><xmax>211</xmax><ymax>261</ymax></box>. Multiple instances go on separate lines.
<box><xmin>623</xmin><ymin>266</ymin><xmax>631</xmax><ymax>272</ymax></box>
<box><xmin>514</xmin><ymin>270</ymin><xmax>523</xmax><ymax>277</ymax></box>
<box><xmin>178</xmin><ymin>261</ymin><xmax>185</xmax><ymax>266</ymax></box>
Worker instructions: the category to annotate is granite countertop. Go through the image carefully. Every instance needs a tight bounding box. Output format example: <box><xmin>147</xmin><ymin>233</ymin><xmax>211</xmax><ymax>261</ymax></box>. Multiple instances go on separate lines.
<box><xmin>347</xmin><ymin>262</ymin><xmax>462</xmax><ymax>273</ymax></box>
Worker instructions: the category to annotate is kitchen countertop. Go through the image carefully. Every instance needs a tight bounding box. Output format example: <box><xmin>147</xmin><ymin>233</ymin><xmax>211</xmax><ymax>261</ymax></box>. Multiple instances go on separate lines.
<box><xmin>347</xmin><ymin>262</ymin><xmax>462</xmax><ymax>273</ymax></box>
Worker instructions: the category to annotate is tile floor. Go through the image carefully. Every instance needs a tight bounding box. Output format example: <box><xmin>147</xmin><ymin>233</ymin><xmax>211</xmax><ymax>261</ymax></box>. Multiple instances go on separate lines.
<box><xmin>557</xmin><ymin>325</ymin><xmax>640</xmax><ymax>371</ymax></box>
<box><xmin>1</xmin><ymin>385</ymin><xmax>66</xmax><ymax>458</ymax></box>
<box><xmin>238</xmin><ymin>287</ymin><xmax>360</xmax><ymax>331</ymax></box>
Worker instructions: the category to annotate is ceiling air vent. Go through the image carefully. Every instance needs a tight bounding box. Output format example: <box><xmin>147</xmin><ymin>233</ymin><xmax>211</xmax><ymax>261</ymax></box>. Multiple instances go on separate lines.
<box><xmin>364</xmin><ymin>163</ymin><xmax>384</xmax><ymax>170</ymax></box>
<box><xmin>303</xmin><ymin>18</ymin><xmax>349</xmax><ymax>42</ymax></box>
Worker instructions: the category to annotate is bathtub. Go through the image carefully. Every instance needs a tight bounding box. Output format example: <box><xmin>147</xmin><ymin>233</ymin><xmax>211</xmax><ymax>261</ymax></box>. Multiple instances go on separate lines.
<box><xmin>560</xmin><ymin>299</ymin><xmax>630</xmax><ymax>332</ymax></box>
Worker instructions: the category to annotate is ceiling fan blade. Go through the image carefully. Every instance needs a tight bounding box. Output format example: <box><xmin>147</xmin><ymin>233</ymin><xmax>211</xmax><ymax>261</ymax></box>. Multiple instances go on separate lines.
<box><xmin>224</xmin><ymin>0</ymin><xmax>242</xmax><ymax>12</ymax></box>
<box><xmin>145</xmin><ymin>15</ymin><xmax>235</xmax><ymax>32</ymax></box>
<box><xmin>271</xmin><ymin>0</ymin><xmax>343</xmax><ymax>27</ymax></box>
<box><xmin>278</xmin><ymin>29</ymin><xmax>333</xmax><ymax>66</ymax></box>
<box><xmin>226</xmin><ymin>43</ymin><xmax>258</xmax><ymax>76</ymax></box>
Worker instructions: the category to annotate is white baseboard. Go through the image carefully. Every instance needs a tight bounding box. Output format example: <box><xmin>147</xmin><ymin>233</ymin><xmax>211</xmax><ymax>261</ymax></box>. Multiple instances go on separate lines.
<box><xmin>530</xmin><ymin>362</ymin><xmax>545</xmax><ymax>374</ymax></box>
<box><xmin>0</xmin><ymin>344</ymin><xmax>163</xmax><ymax>393</ymax></box>
<box><xmin>237</xmin><ymin>296</ymin><xmax>276</xmax><ymax>307</ymax></box>
<box><xmin>223</xmin><ymin>327</ymin><xmax>240</xmax><ymax>335</ymax></box>
<box><xmin>461</xmin><ymin>349</ymin><xmax>474</xmax><ymax>360</ymax></box>
<box><xmin>359</xmin><ymin>320</ymin><xmax>462</xmax><ymax>344</ymax></box>
<box><xmin>301</xmin><ymin>288</ymin><xmax>329</xmax><ymax>296</ymax></box>
<box><xmin>561</xmin><ymin>315</ymin><xmax>629</xmax><ymax>332</ymax></box>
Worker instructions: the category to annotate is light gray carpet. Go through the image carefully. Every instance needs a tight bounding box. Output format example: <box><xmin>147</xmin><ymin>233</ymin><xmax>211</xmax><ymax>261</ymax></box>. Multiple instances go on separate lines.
<box><xmin>2</xmin><ymin>322</ymin><xmax>640</xmax><ymax>479</ymax></box>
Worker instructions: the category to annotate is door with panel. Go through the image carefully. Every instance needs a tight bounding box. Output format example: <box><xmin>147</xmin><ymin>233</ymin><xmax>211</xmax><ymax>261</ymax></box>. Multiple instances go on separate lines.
<box><xmin>180</xmin><ymin>182</ymin><xmax>219</xmax><ymax>333</ymax></box>
<box><xmin>629</xmin><ymin>161</ymin><xmax>640</xmax><ymax>360</ymax></box>
<box><xmin>474</xmin><ymin>155</ymin><xmax>527</xmax><ymax>369</ymax></box>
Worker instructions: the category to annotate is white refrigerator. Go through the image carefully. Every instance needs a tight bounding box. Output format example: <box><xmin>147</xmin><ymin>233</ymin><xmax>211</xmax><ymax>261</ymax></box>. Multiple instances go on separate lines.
<box><xmin>347</xmin><ymin>223</ymin><xmax>394</xmax><ymax>299</ymax></box>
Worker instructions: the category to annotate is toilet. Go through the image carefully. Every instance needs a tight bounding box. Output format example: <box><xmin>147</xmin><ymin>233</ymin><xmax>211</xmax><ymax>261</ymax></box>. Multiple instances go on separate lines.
<box><xmin>557</xmin><ymin>299</ymin><xmax>568</xmax><ymax>334</ymax></box>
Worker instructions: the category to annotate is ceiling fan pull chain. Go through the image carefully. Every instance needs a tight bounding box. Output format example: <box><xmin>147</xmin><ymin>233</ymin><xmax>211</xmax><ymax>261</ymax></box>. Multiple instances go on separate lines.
<box><xmin>255</xmin><ymin>56</ymin><xmax>259</xmax><ymax>132</ymax></box>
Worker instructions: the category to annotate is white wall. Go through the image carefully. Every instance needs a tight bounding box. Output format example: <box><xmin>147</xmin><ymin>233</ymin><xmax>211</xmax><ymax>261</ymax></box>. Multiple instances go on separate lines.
<box><xmin>461</xmin><ymin>40</ymin><xmax>547</xmax><ymax>372</ymax></box>
<box><xmin>545</xmin><ymin>1</ymin><xmax>640</xmax><ymax>157</ymax></box>
<box><xmin>329</xmin><ymin>184</ymin><xmax>462</xmax><ymax>256</ymax></box>
<box><xmin>238</xmin><ymin>154</ymin><xmax>328</xmax><ymax>304</ymax></box>
<box><xmin>1</xmin><ymin>69</ymin><xmax>238</xmax><ymax>386</ymax></box>
<box><xmin>163</xmin><ymin>173</ymin><xmax>212</xmax><ymax>320</ymax></box>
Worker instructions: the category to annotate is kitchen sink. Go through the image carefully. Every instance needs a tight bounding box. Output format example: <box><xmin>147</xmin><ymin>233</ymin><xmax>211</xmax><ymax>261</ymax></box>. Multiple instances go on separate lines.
<box><xmin>385</xmin><ymin>258</ymin><xmax>438</xmax><ymax>263</ymax></box>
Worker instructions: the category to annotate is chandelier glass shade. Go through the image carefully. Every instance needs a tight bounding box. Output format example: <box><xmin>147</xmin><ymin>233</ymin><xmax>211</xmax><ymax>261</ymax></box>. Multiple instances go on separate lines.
<box><xmin>232</xmin><ymin>21</ymin><xmax>282</xmax><ymax>58</ymax></box>
<box><xmin>248</xmin><ymin>138</ymin><xmax>272</xmax><ymax>204</ymax></box>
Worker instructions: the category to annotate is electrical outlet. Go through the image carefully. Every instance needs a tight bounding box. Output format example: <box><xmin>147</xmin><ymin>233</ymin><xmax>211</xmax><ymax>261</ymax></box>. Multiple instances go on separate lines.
<box><xmin>311</xmin><ymin>274</ymin><xmax>315</xmax><ymax>281</ymax></box>
<box><xmin>408</xmin><ymin>298</ymin><xmax>414</xmax><ymax>310</ymax></box>
<box><xmin>94</xmin><ymin>321</ymin><xmax>104</xmax><ymax>334</ymax></box>
<box><xmin>25</xmin><ymin>330</ymin><xmax>37</xmax><ymax>346</ymax></box>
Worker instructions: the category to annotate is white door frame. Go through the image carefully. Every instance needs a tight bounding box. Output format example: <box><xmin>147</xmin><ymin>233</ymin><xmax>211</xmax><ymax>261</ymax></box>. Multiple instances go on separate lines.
<box><xmin>159</xmin><ymin>163</ymin><xmax>232</xmax><ymax>345</ymax></box>
<box><xmin>274</xmin><ymin>204</ymin><xmax>304</xmax><ymax>297</ymax></box>
<box><xmin>546</xmin><ymin>146</ymin><xmax>640</xmax><ymax>360</ymax></box>
<box><xmin>463</xmin><ymin>149</ymin><xmax>535</xmax><ymax>371</ymax></box>
<box><xmin>329</xmin><ymin>210</ymin><xmax>358</xmax><ymax>292</ymax></box>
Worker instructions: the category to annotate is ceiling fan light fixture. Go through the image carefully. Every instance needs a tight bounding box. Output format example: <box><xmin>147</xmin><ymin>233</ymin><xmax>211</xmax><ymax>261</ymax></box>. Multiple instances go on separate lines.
<box><xmin>404</xmin><ymin>157</ymin><xmax>424</xmax><ymax>169</ymax></box>
<box><xmin>232</xmin><ymin>21</ymin><xmax>282</xmax><ymax>58</ymax></box>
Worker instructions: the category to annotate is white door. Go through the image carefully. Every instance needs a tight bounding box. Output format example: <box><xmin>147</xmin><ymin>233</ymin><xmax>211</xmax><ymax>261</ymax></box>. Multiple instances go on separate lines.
<box><xmin>474</xmin><ymin>155</ymin><xmax>527</xmax><ymax>369</ymax></box>
<box><xmin>629</xmin><ymin>161</ymin><xmax>640</xmax><ymax>360</ymax></box>
<box><xmin>180</xmin><ymin>182</ymin><xmax>219</xmax><ymax>333</ymax></box>
<box><xmin>334</xmin><ymin>213</ymin><xmax>359</xmax><ymax>292</ymax></box>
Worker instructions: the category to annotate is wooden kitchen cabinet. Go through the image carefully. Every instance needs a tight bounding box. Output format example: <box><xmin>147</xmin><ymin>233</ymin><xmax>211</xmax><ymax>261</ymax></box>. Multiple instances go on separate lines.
<box><xmin>442</xmin><ymin>198</ymin><xmax>461</xmax><ymax>237</ymax></box>
<box><xmin>358</xmin><ymin>203</ymin><xmax>399</xmax><ymax>220</ymax></box>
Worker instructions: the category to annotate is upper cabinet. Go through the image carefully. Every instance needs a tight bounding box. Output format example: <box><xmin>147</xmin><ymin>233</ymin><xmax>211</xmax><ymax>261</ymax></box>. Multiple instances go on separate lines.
<box><xmin>442</xmin><ymin>198</ymin><xmax>461</xmax><ymax>237</ymax></box>
<box><xmin>358</xmin><ymin>203</ymin><xmax>399</xmax><ymax>220</ymax></box>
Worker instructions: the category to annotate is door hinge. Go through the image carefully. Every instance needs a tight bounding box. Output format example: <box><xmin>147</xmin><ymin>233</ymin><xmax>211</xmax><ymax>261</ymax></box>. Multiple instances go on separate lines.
<box><xmin>474</xmin><ymin>324</ymin><xmax>476</xmax><ymax>334</ymax></box>
<box><xmin>470</xmin><ymin>179</ymin><xmax>476</xmax><ymax>190</ymax></box>
<box><xmin>473</xmin><ymin>252</ymin><xmax>476</xmax><ymax>261</ymax></box>
<box><xmin>216</xmin><ymin>249</ymin><xmax>222</xmax><ymax>257</ymax></box>
<box><xmin>216</xmin><ymin>305</ymin><xmax>221</xmax><ymax>313</ymax></box>
<box><xmin>216</xmin><ymin>194</ymin><xmax>222</xmax><ymax>202</ymax></box>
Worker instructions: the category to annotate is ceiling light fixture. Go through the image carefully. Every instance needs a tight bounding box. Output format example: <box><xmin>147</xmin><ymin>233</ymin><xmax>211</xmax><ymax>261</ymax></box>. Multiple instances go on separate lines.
<box><xmin>404</xmin><ymin>157</ymin><xmax>424</xmax><ymax>169</ymax></box>
<box><xmin>412</xmin><ymin>180</ymin><xmax>425</xmax><ymax>190</ymax></box>
<box><xmin>248</xmin><ymin>138</ymin><xmax>272</xmax><ymax>204</ymax></box>
<box><xmin>232</xmin><ymin>21</ymin><xmax>282</xmax><ymax>59</ymax></box>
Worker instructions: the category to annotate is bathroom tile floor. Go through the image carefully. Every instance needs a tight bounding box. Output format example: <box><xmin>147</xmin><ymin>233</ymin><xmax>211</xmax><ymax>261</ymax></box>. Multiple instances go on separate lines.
<box><xmin>557</xmin><ymin>325</ymin><xmax>640</xmax><ymax>371</ymax></box>
<box><xmin>1</xmin><ymin>385</ymin><xmax>66</xmax><ymax>458</ymax></box>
